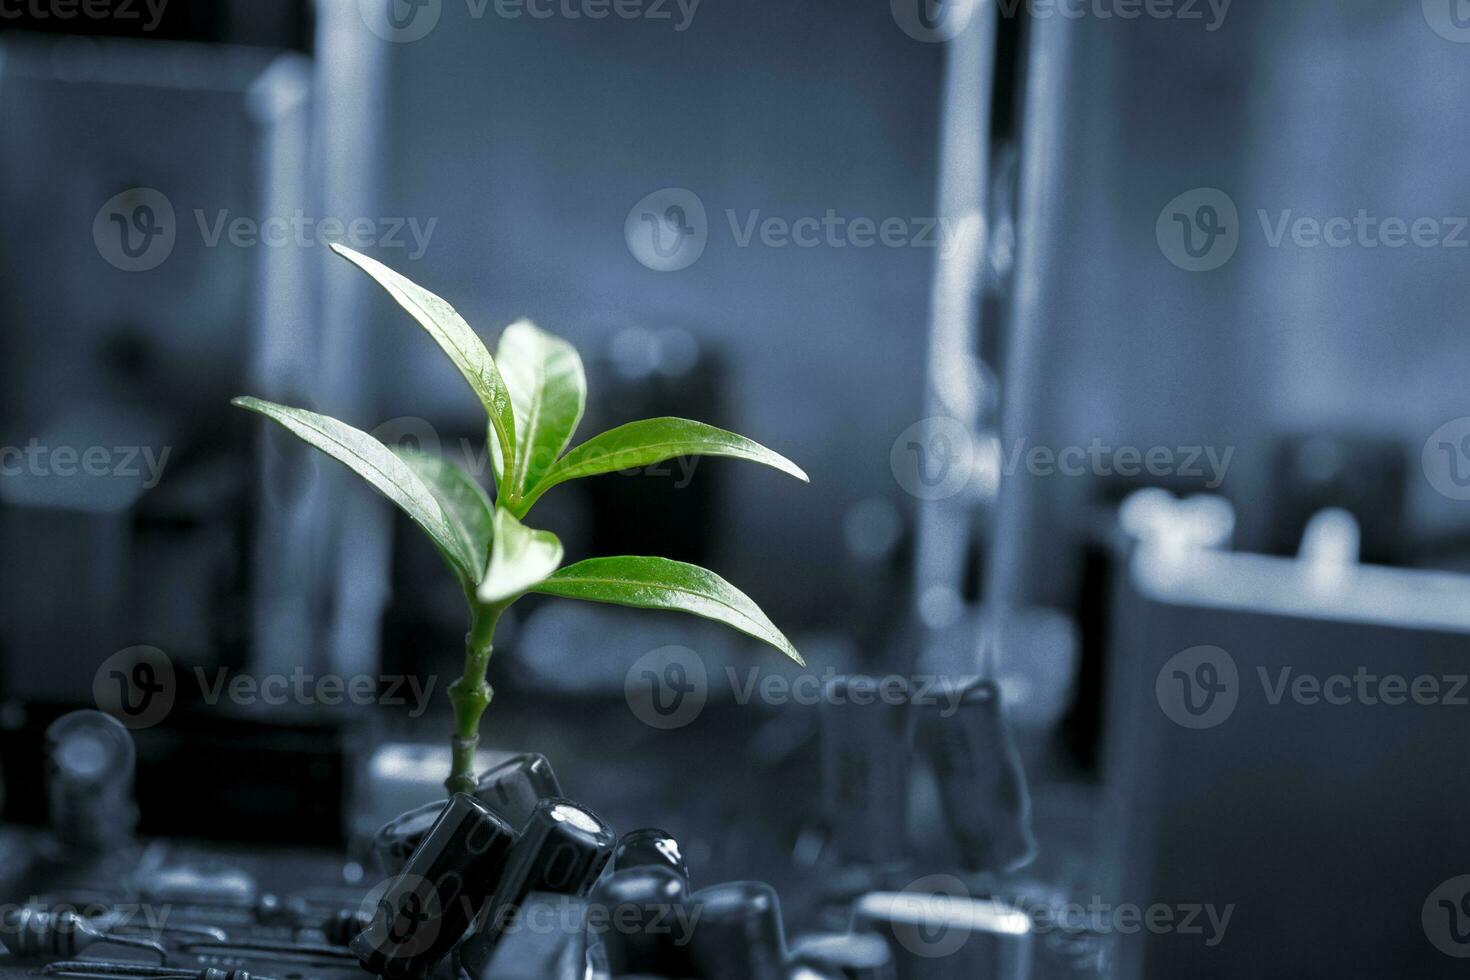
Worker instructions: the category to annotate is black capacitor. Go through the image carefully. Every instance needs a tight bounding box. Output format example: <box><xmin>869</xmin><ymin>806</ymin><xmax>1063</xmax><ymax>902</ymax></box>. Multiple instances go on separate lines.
<box><xmin>350</xmin><ymin>793</ymin><xmax>517</xmax><ymax>978</ymax></box>
<box><xmin>585</xmin><ymin>865</ymin><xmax>692</xmax><ymax>977</ymax></box>
<box><xmin>460</xmin><ymin>798</ymin><xmax>614</xmax><ymax>970</ymax></box>
<box><xmin>612</xmin><ymin>828</ymin><xmax>691</xmax><ymax>886</ymax></box>
<box><xmin>909</xmin><ymin>677</ymin><xmax>1036</xmax><ymax>873</ymax></box>
<box><xmin>685</xmin><ymin>881</ymin><xmax>788</xmax><ymax>980</ymax></box>
<box><xmin>788</xmin><ymin>932</ymin><xmax>896</xmax><ymax>980</ymax></box>
<box><xmin>373</xmin><ymin>800</ymin><xmax>447</xmax><ymax>876</ymax></box>
<box><xmin>461</xmin><ymin>893</ymin><xmax>586</xmax><ymax>980</ymax></box>
<box><xmin>819</xmin><ymin>676</ymin><xmax>911</xmax><ymax>866</ymax></box>
<box><xmin>474</xmin><ymin>753</ymin><xmax>563</xmax><ymax>830</ymax></box>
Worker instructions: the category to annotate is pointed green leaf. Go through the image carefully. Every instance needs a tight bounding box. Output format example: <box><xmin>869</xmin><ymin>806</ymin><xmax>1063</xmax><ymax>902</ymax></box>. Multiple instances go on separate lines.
<box><xmin>495</xmin><ymin>320</ymin><xmax>586</xmax><ymax>500</ymax></box>
<box><xmin>518</xmin><ymin>417</ymin><xmax>807</xmax><ymax>513</ymax></box>
<box><xmin>330</xmin><ymin>244</ymin><xmax>516</xmax><ymax>482</ymax></box>
<box><xmin>478</xmin><ymin>509</ymin><xmax>565</xmax><ymax>604</ymax></box>
<box><xmin>232</xmin><ymin>396</ymin><xmax>480</xmax><ymax>586</ymax></box>
<box><xmin>395</xmin><ymin>449</ymin><xmax>494</xmax><ymax>582</ymax></box>
<box><xmin>532</xmin><ymin>556</ymin><xmax>803</xmax><ymax>665</ymax></box>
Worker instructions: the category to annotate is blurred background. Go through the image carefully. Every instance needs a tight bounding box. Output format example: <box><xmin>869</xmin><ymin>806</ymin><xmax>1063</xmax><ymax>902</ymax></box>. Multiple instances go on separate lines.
<box><xmin>3</xmin><ymin>0</ymin><xmax>1470</xmax><ymax>976</ymax></box>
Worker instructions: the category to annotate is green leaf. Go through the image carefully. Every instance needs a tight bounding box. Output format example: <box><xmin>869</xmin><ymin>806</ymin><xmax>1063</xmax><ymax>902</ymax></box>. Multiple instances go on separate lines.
<box><xmin>517</xmin><ymin>417</ymin><xmax>808</xmax><ymax>513</ymax></box>
<box><xmin>395</xmin><ymin>449</ymin><xmax>494</xmax><ymax>582</ymax></box>
<box><xmin>494</xmin><ymin>320</ymin><xmax>586</xmax><ymax>502</ymax></box>
<box><xmin>532</xmin><ymin>556</ymin><xmax>803</xmax><ymax>665</ymax></box>
<box><xmin>478</xmin><ymin>509</ymin><xmax>565</xmax><ymax>604</ymax></box>
<box><xmin>232</xmin><ymin>396</ymin><xmax>480</xmax><ymax>587</ymax></box>
<box><xmin>330</xmin><ymin>244</ymin><xmax>517</xmax><ymax>487</ymax></box>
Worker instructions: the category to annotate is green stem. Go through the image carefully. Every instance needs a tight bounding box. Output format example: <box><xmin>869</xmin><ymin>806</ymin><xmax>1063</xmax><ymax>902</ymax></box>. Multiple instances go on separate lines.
<box><xmin>445</xmin><ymin>600</ymin><xmax>503</xmax><ymax>796</ymax></box>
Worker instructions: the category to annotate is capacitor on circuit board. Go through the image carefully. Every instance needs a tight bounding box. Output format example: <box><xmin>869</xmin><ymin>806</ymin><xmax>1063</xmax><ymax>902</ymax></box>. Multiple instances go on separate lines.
<box><xmin>351</xmin><ymin>793</ymin><xmax>517</xmax><ymax>978</ymax></box>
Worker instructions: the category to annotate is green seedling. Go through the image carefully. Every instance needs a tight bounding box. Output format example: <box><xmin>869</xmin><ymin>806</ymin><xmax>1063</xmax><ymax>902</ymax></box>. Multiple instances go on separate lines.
<box><xmin>234</xmin><ymin>245</ymin><xmax>807</xmax><ymax>795</ymax></box>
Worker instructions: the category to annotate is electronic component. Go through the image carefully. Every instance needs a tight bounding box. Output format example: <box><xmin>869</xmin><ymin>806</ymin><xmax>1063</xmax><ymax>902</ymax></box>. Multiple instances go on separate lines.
<box><xmin>585</xmin><ymin>865</ymin><xmax>691</xmax><ymax>978</ymax></box>
<box><xmin>611</xmin><ymin>828</ymin><xmax>691</xmax><ymax>887</ymax></box>
<box><xmin>685</xmin><ymin>881</ymin><xmax>788</xmax><ymax>980</ymax></box>
<box><xmin>819</xmin><ymin>676</ymin><xmax>910</xmax><ymax>867</ymax></box>
<box><xmin>372</xmin><ymin>754</ymin><xmax>562</xmax><ymax>877</ymax></box>
<box><xmin>459</xmin><ymin>798</ymin><xmax>613</xmax><ymax>972</ymax></box>
<box><xmin>474</xmin><ymin>754</ymin><xmax>563</xmax><ymax>831</ymax></box>
<box><xmin>461</xmin><ymin>893</ymin><xmax>586</xmax><ymax>980</ymax></box>
<box><xmin>909</xmin><ymin>677</ymin><xmax>1036</xmax><ymax>873</ymax></box>
<box><xmin>0</xmin><ymin>908</ymin><xmax>166</xmax><ymax>962</ymax></box>
<box><xmin>350</xmin><ymin>793</ymin><xmax>517</xmax><ymax>978</ymax></box>
<box><xmin>44</xmin><ymin>711</ymin><xmax>138</xmax><ymax>853</ymax></box>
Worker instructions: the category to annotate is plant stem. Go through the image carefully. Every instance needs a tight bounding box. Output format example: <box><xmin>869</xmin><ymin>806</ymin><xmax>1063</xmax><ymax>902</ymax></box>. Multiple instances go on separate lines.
<box><xmin>445</xmin><ymin>600</ymin><xmax>503</xmax><ymax>796</ymax></box>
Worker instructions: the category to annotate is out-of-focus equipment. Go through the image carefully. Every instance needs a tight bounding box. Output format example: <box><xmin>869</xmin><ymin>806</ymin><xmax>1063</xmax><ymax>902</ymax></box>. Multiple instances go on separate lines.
<box><xmin>45</xmin><ymin>711</ymin><xmax>138</xmax><ymax>854</ymax></box>
<box><xmin>1106</xmin><ymin>545</ymin><xmax>1470</xmax><ymax>978</ymax></box>
<box><xmin>853</xmin><ymin>891</ymin><xmax>1032</xmax><ymax>980</ymax></box>
<box><xmin>909</xmin><ymin>678</ymin><xmax>1035</xmax><ymax>873</ymax></box>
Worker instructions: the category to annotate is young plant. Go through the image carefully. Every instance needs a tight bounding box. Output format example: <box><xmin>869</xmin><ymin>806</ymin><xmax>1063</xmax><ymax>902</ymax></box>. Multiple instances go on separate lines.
<box><xmin>234</xmin><ymin>245</ymin><xmax>807</xmax><ymax>796</ymax></box>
